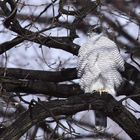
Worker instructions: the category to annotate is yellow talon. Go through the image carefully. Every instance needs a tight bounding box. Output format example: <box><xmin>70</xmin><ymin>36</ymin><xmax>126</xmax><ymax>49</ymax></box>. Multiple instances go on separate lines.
<box><xmin>96</xmin><ymin>89</ymin><xmax>107</xmax><ymax>95</ymax></box>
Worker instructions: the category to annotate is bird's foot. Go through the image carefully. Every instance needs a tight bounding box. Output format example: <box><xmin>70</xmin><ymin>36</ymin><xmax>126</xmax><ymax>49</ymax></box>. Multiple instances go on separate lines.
<box><xmin>95</xmin><ymin>89</ymin><xmax>108</xmax><ymax>95</ymax></box>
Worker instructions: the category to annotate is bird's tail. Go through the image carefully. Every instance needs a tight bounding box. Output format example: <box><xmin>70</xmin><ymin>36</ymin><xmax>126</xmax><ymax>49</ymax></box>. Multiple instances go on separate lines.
<box><xmin>94</xmin><ymin>110</ymin><xmax>107</xmax><ymax>131</ymax></box>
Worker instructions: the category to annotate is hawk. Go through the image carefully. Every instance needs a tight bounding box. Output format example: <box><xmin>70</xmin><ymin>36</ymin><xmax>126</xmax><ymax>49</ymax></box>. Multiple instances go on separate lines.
<box><xmin>77</xmin><ymin>26</ymin><xmax>125</xmax><ymax>130</ymax></box>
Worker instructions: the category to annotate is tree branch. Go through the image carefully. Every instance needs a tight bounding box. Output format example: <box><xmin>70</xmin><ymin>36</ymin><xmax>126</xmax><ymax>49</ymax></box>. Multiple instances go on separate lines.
<box><xmin>0</xmin><ymin>37</ymin><xmax>24</xmax><ymax>54</ymax></box>
<box><xmin>0</xmin><ymin>77</ymin><xmax>82</xmax><ymax>97</ymax></box>
<box><xmin>0</xmin><ymin>93</ymin><xmax>140</xmax><ymax>140</ymax></box>
<box><xmin>0</xmin><ymin>67</ymin><xmax>77</xmax><ymax>82</ymax></box>
<box><xmin>0</xmin><ymin>0</ymin><xmax>79</xmax><ymax>55</ymax></box>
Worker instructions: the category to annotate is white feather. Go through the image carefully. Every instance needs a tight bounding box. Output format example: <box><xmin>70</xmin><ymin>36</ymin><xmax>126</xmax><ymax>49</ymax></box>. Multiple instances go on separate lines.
<box><xmin>77</xmin><ymin>33</ymin><xmax>124</xmax><ymax>96</ymax></box>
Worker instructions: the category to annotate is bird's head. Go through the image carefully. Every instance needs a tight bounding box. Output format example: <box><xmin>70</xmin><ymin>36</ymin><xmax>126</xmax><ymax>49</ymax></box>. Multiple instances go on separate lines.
<box><xmin>88</xmin><ymin>25</ymin><xmax>103</xmax><ymax>36</ymax></box>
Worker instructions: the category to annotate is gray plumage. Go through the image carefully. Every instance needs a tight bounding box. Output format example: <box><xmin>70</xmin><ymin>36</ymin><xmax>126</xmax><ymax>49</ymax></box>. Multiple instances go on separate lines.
<box><xmin>77</xmin><ymin>31</ymin><xmax>125</xmax><ymax>129</ymax></box>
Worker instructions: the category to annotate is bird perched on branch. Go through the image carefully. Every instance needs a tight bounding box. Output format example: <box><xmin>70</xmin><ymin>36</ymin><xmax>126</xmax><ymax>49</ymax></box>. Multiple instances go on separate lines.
<box><xmin>77</xmin><ymin>26</ymin><xmax>125</xmax><ymax>130</ymax></box>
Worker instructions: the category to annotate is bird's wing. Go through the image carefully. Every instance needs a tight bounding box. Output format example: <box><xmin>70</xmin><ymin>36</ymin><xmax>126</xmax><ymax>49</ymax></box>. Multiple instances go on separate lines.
<box><xmin>112</xmin><ymin>48</ymin><xmax>125</xmax><ymax>71</ymax></box>
<box><xmin>77</xmin><ymin>50</ymin><xmax>98</xmax><ymax>77</ymax></box>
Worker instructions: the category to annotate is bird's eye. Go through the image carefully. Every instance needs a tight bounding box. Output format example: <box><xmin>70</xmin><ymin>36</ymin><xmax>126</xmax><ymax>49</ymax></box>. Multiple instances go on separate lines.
<box><xmin>92</xmin><ymin>27</ymin><xmax>102</xmax><ymax>34</ymax></box>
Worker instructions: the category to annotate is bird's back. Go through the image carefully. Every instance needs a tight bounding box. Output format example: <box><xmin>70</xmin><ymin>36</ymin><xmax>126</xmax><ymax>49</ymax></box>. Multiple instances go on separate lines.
<box><xmin>77</xmin><ymin>33</ymin><xmax>125</xmax><ymax>95</ymax></box>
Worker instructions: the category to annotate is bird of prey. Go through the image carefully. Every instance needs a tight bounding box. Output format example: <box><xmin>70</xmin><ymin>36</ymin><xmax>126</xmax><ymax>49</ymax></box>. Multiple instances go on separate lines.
<box><xmin>77</xmin><ymin>26</ymin><xmax>125</xmax><ymax>130</ymax></box>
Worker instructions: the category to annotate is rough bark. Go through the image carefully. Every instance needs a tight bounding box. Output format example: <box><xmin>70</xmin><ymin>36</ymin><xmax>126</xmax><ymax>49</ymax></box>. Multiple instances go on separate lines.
<box><xmin>0</xmin><ymin>94</ymin><xmax>140</xmax><ymax>140</ymax></box>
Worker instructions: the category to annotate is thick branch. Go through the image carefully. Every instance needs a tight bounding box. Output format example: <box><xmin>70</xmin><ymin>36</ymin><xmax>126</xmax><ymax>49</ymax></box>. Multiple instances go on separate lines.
<box><xmin>0</xmin><ymin>94</ymin><xmax>140</xmax><ymax>140</ymax></box>
<box><xmin>0</xmin><ymin>65</ymin><xmax>140</xmax><ymax>102</ymax></box>
<box><xmin>0</xmin><ymin>67</ymin><xmax>77</xmax><ymax>82</ymax></box>
<box><xmin>0</xmin><ymin>37</ymin><xmax>24</xmax><ymax>54</ymax></box>
<box><xmin>0</xmin><ymin>77</ymin><xmax>82</xmax><ymax>97</ymax></box>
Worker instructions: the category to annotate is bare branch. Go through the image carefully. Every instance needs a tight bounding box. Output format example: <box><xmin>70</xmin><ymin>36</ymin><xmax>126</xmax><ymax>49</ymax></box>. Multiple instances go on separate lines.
<box><xmin>0</xmin><ymin>77</ymin><xmax>82</xmax><ymax>97</ymax></box>
<box><xmin>0</xmin><ymin>94</ymin><xmax>140</xmax><ymax>140</ymax></box>
<box><xmin>0</xmin><ymin>67</ymin><xmax>77</xmax><ymax>82</ymax></box>
<box><xmin>0</xmin><ymin>37</ymin><xmax>24</xmax><ymax>54</ymax></box>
